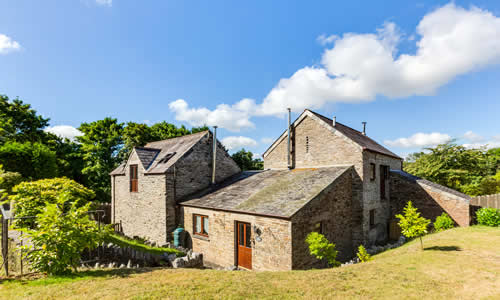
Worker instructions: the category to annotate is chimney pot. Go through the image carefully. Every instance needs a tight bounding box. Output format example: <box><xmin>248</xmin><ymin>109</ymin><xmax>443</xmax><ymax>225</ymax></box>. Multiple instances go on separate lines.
<box><xmin>332</xmin><ymin>116</ymin><xmax>336</xmax><ymax>126</ymax></box>
<box><xmin>362</xmin><ymin>122</ymin><xmax>367</xmax><ymax>135</ymax></box>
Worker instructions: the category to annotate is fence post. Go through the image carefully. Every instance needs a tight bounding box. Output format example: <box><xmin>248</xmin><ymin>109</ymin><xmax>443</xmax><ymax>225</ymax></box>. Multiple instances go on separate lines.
<box><xmin>2</xmin><ymin>217</ymin><xmax>8</xmax><ymax>276</ymax></box>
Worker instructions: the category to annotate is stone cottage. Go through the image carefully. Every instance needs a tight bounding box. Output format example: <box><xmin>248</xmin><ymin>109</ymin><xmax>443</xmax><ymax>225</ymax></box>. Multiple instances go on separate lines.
<box><xmin>111</xmin><ymin>109</ymin><xmax>471</xmax><ymax>271</ymax></box>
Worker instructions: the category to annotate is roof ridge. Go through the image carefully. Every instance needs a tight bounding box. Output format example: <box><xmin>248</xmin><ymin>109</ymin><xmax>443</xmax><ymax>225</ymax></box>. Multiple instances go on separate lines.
<box><xmin>145</xmin><ymin>130</ymin><xmax>209</xmax><ymax>146</ymax></box>
<box><xmin>134</xmin><ymin>146</ymin><xmax>161</xmax><ymax>151</ymax></box>
<box><xmin>307</xmin><ymin>109</ymin><xmax>362</xmax><ymax>134</ymax></box>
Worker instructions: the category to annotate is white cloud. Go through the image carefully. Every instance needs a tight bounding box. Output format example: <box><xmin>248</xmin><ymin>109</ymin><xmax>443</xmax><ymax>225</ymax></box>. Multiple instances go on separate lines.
<box><xmin>0</xmin><ymin>34</ymin><xmax>21</xmax><ymax>54</ymax></box>
<box><xmin>44</xmin><ymin>125</ymin><xmax>83</xmax><ymax>141</ymax></box>
<box><xmin>463</xmin><ymin>130</ymin><xmax>484</xmax><ymax>143</ymax></box>
<box><xmin>317</xmin><ymin>34</ymin><xmax>338</xmax><ymax>46</ymax></box>
<box><xmin>95</xmin><ymin>0</ymin><xmax>112</xmax><ymax>6</ymax></box>
<box><xmin>169</xmin><ymin>99</ymin><xmax>256</xmax><ymax>132</ymax></box>
<box><xmin>463</xmin><ymin>134</ymin><xmax>500</xmax><ymax>149</ymax></box>
<box><xmin>384</xmin><ymin>132</ymin><xmax>451</xmax><ymax>148</ymax></box>
<box><xmin>171</xmin><ymin>3</ymin><xmax>500</xmax><ymax>124</ymax></box>
<box><xmin>260</xmin><ymin>137</ymin><xmax>274</xmax><ymax>144</ymax></box>
<box><xmin>252</xmin><ymin>153</ymin><xmax>262</xmax><ymax>160</ymax></box>
<box><xmin>221</xmin><ymin>136</ymin><xmax>258</xmax><ymax>151</ymax></box>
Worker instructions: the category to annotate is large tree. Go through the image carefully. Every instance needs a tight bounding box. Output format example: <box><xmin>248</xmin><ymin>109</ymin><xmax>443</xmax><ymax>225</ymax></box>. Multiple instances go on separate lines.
<box><xmin>77</xmin><ymin>118</ymin><xmax>124</xmax><ymax>202</ymax></box>
<box><xmin>231</xmin><ymin>149</ymin><xmax>264</xmax><ymax>171</ymax></box>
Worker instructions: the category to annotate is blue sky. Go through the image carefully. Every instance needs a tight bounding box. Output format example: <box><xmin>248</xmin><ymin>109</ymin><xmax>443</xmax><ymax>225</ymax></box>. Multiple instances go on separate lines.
<box><xmin>1</xmin><ymin>0</ymin><xmax>499</xmax><ymax>158</ymax></box>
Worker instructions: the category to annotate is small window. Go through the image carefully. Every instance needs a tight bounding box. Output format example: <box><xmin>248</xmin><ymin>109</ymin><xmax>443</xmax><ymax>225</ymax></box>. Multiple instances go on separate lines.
<box><xmin>369</xmin><ymin>209</ymin><xmax>375</xmax><ymax>229</ymax></box>
<box><xmin>194</xmin><ymin>214</ymin><xmax>209</xmax><ymax>237</ymax></box>
<box><xmin>313</xmin><ymin>222</ymin><xmax>323</xmax><ymax>234</ymax></box>
<box><xmin>306</xmin><ymin>136</ymin><xmax>310</xmax><ymax>153</ymax></box>
<box><xmin>130</xmin><ymin>164</ymin><xmax>138</xmax><ymax>192</ymax></box>
<box><xmin>370</xmin><ymin>163</ymin><xmax>376</xmax><ymax>181</ymax></box>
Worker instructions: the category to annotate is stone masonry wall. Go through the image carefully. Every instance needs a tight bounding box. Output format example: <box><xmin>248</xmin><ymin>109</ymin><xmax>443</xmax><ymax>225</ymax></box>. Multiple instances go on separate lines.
<box><xmin>181</xmin><ymin>206</ymin><xmax>293</xmax><ymax>271</ymax></box>
<box><xmin>112</xmin><ymin>150</ymin><xmax>168</xmax><ymax>245</ymax></box>
<box><xmin>362</xmin><ymin>152</ymin><xmax>402</xmax><ymax>245</ymax></box>
<box><xmin>390</xmin><ymin>172</ymin><xmax>470</xmax><ymax>227</ymax></box>
<box><xmin>291</xmin><ymin>167</ymin><xmax>353</xmax><ymax>269</ymax></box>
<box><xmin>173</xmin><ymin>133</ymin><xmax>241</xmax><ymax>200</ymax></box>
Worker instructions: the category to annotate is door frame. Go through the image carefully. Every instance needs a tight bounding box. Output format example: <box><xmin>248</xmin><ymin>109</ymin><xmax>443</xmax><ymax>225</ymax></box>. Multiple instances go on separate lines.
<box><xmin>235</xmin><ymin>221</ymin><xmax>252</xmax><ymax>270</ymax></box>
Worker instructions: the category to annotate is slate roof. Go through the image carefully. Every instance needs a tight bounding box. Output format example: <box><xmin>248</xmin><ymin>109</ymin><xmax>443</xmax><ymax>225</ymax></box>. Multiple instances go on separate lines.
<box><xmin>308</xmin><ymin>110</ymin><xmax>401</xmax><ymax>159</ymax></box>
<box><xmin>180</xmin><ymin>166</ymin><xmax>351</xmax><ymax>218</ymax></box>
<box><xmin>110</xmin><ymin>131</ymin><xmax>209</xmax><ymax>175</ymax></box>
<box><xmin>391</xmin><ymin>170</ymin><xmax>471</xmax><ymax>200</ymax></box>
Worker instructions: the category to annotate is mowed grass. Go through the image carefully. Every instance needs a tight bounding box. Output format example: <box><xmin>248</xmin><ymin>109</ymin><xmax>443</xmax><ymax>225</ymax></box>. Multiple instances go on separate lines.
<box><xmin>0</xmin><ymin>226</ymin><xmax>499</xmax><ymax>300</ymax></box>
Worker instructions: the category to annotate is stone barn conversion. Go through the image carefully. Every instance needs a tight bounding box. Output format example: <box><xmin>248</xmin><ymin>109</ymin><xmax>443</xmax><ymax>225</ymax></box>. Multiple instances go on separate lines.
<box><xmin>111</xmin><ymin>109</ymin><xmax>471</xmax><ymax>271</ymax></box>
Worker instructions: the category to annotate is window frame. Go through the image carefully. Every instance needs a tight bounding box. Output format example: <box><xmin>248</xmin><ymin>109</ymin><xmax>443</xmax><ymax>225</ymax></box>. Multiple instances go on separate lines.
<box><xmin>370</xmin><ymin>163</ymin><xmax>376</xmax><ymax>181</ymax></box>
<box><xmin>129</xmin><ymin>164</ymin><xmax>138</xmax><ymax>192</ymax></box>
<box><xmin>369</xmin><ymin>209</ymin><xmax>375</xmax><ymax>229</ymax></box>
<box><xmin>193</xmin><ymin>214</ymin><xmax>209</xmax><ymax>237</ymax></box>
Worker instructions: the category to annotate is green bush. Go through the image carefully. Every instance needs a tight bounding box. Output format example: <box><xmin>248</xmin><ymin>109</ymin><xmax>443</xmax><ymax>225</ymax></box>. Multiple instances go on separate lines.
<box><xmin>356</xmin><ymin>245</ymin><xmax>372</xmax><ymax>262</ymax></box>
<box><xmin>11</xmin><ymin>177</ymin><xmax>95</xmax><ymax>228</ymax></box>
<box><xmin>0</xmin><ymin>141</ymin><xmax>58</xmax><ymax>180</ymax></box>
<box><xmin>396</xmin><ymin>201</ymin><xmax>430</xmax><ymax>250</ymax></box>
<box><xmin>434</xmin><ymin>212</ymin><xmax>455</xmax><ymax>232</ymax></box>
<box><xmin>476</xmin><ymin>207</ymin><xmax>500</xmax><ymax>227</ymax></box>
<box><xmin>21</xmin><ymin>194</ymin><xmax>110</xmax><ymax>275</ymax></box>
<box><xmin>305</xmin><ymin>232</ymin><xmax>340</xmax><ymax>267</ymax></box>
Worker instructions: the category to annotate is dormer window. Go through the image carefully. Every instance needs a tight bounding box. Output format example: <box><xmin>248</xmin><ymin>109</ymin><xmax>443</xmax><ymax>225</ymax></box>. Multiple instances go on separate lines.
<box><xmin>130</xmin><ymin>164</ymin><xmax>138</xmax><ymax>192</ymax></box>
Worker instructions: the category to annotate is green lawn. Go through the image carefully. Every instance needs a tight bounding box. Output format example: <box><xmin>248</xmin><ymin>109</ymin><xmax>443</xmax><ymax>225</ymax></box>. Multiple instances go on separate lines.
<box><xmin>0</xmin><ymin>226</ymin><xmax>499</xmax><ymax>299</ymax></box>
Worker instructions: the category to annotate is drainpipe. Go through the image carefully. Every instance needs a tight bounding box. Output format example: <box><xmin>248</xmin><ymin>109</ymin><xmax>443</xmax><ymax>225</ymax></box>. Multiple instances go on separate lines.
<box><xmin>287</xmin><ymin>108</ymin><xmax>291</xmax><ymax>169</ymax></box>
<box><xmin>212</xmin><ymin>126</ymin><xmax>217</xmax><ymax>184</ymax></box>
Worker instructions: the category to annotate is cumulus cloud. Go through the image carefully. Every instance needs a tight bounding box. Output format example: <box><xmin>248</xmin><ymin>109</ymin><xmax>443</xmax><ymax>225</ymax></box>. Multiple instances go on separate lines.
<box><xmin>95</xmin><ymin>0</ymin><xmax>112</xmax><ymax>6</ymax></box>
<box><xmin>384</xmin><ymin>132</ymin><xmax>451</xmax><ymax>148</ymax></box>
<box><xmin>463</xmin><ymin>130</ymin><xmax>484</xmax><ymax>143</ymax></box>
<box><xmin>0</xmin><ymin>34</ymin><xmax>21</xmax><ymax>54</ymax></box>
<box><xmin>221</xmin><ymin>136</ymin><xmax>258</xmax><ymax>151</ymax></box>
<box><xmin>170</xmin><ymin>3</ymin><xmax>500</xmax><ymax>127</ymax></box>
<box><xmin>169</xmin><ymin>99</ymin><xmax>256</xmax><ymax>132</ymax></box>
<box><xmin>44</xmin><ymin>125</ymin><xmax>83</xmax><ymax>141</ymax></box>
<box><xmin>463</xmin><ymin>134</ymin><xmax>500</xmax><ymax>149</ymax></box>
<box><xmin>317</xmin><ymin>34</ymin><xmax>338</xmax><ymax>46</ymax></box>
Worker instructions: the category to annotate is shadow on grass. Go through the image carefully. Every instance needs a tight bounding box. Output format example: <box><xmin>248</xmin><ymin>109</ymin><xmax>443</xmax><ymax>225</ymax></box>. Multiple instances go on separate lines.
<box><xmin>424</xmin><ymin>246</ymin><xmax>462</xmax><ymax>251</ymax></box>
<box><xmin>0</xmin><ymin>267</ymin><xmax>158</xmax><ymax>285</ymax></box>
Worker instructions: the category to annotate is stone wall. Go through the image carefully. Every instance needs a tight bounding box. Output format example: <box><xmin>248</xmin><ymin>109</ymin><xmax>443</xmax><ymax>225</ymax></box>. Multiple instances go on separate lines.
<box><xmin>112</xmin><ymin>150</ymin><xmax>169</xmax><ymax>244</ymax></box>
<box><xmin>181</xmin><ymin>206</ymin><xmax>293</xmax><ymax>271</ymax></box>
<box><xmin>173</xmin><ymin>133</ymin><xmax>241</xmax><ymax>200</ymax></box>
<box><xmin>362</xmin><ymin>152</ymin><xmax>402</xmax><ymax>245</ymax></box>
<box><xmin>291</xmin><ymin>167</ymin><xmax>354</xmax><ymax>269</ymax></box>
<box><xmin>390</xmin><ymin>171</ymin><xmax>470</xmax><ymax>227</ymax></box>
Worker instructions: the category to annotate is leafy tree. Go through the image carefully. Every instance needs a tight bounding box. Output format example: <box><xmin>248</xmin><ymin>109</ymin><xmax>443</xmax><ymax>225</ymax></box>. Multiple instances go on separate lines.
<box><xmin>10</xmin><ymin>177</ymin><xmax>95</xmax><ymax>228</ymax></box>
<box><xmin>78</xmin><ymin>118</ymin><xmax>124</xmax><ymax>202</ymax></box>
<box><xmin>396</xmin><ymin>201</ymin><xmax>431</xmax><ymax>250</ymax></box>
<box><xmin>305</xmin><ymin>232</ymin><xmax>340</xmax><ymax>267</ymax></box>
<box><xmin>0</xmin><ymin>95</ymin><xmax>50</xmax><ymax>144</ymax></box>
<box><xmin>433</xmin><ymin>212</ymin><xmax>454</xmax><ymax>232</ymax></box>
<box><xmin>0</xmin><ymin>141</ymin><xmax>58</xmax><ymax>180</ymax></box>
<box><xmin>231</xmin><ymin>149</ymin><xmax>264</xmax><ymax>171</ymax></box>
<box><xmin>356</xmin><ymin>245</ymin><xmax>372</xmax><ymax>262</ymax></box>
<box><xmin>21</xmin><ymin>194</ymin><xmax>110</xmax><ymax>275</ymax></box>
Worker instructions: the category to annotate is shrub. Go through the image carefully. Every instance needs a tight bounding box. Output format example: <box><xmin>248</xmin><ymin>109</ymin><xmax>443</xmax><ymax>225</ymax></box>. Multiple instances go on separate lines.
<box><xmin>21</xmin><ymin>194</ymin><xmax>110</xmax><ymax>275</ymax></box>
<box><xmin>11</xmin><ymin>177</ymin><xmax>95</xmax><ymax>228</ymax></box>
<box><xmin>0</xmin><ymin>141</ymin><xmax>58</xmax><ymax>180</ymax></box>
<box><xmin>356</xmin><ymin>245</ymin><xmax>372</xmax><ymax>262</ymax></box>
<box><xmin>305</xmin><ymin>232</ymin><xmax>340</xmax><ymax>267</ymax></box>
<box><xmin>476</xmin><ymin>207</ymin><xmax>500</xmax><ymax>227</ymax></box>
<box><xmin>434</xmin><ymin>212</ymin><xmax>454</xmax><ymax>232</ymax></box>
<box><xmin>396</xmin><ymin>201</ymin><xmax>431</xmax><ymax>250</ymax></box>
<box><xmin>0</xmin><ymin>164</ymin><xmax>23</xmax><ymax>194</ymax></box>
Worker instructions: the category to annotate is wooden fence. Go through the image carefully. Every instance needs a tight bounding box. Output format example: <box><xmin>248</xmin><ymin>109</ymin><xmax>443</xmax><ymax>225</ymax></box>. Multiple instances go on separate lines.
<box><xmin>470</xmin><ymin>193</ymin><xmax>500</xmax><ymax>209</ymax></box>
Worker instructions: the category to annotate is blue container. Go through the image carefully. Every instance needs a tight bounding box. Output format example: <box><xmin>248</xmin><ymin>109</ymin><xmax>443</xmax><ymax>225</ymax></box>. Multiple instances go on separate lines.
<box><xmin>173</xmin><ymin>227</ymin><xmax>184</xmax><ymax>247</ymax></box>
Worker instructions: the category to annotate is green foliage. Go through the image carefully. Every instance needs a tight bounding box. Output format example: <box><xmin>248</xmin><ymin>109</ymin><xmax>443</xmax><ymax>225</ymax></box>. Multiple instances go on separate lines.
<box><xmin>305</xmin><ymin>232</ymin><xmax>340</xmax><ymax>267</ymax></box>
<box><xmin>396</xmin><ymin>201</ymin><xmax>430</xmax><ymax>250</ymax></box>
<box><xmin>0</xmin><ymin>141</ymin><xmax>58</xmax><ymax>180</ymax></box>
<box><xmin>105</xmin><ymin>234</ymin><xmax>185</xmax><ymax>257</ymax></box>
<box><xmin>405</xmin><ymin>143</ymin><xmax>500</xmax><ymax>196</ymax></box>
<box><xmin>231</xmin><ymin>149</ymin><xmax>264</xmax><ymax>171</ymax></box>
<box><xmin>0</xmin><ymin>95</ymin><xmax>50</xmax><ymax>144</ymax></box>
<box><xmin>21</xmin><ymin>194</ymin><xmax>110</xmax><ymax>275</ymax></box>
<box><xmin>356</xmin><ymin>245</ymin><xmax>372</xmax><ymax>262</ymax></box>
<box><xmin>78</xmin><ymin>118</ymin><xmax>124</xmax><ymax>202</ymax></box>
<box><xmin>434</xmin><ymin>212</ymin><xmax>454</xmax><ymax>232</ymax></box>
<box><xmin>476</xmin><ymin>207</ymin><xmax>500</xmax><ymax>227</ymax></box>
<box><xmin>10</xmin><ymin>177</ymin><xmax>95</xmax><ymax>228</ymax></box>
<box><xmin>0</xmin><ymin>164</ymin><xmax>22</xmax><ymax>193</ymax></box>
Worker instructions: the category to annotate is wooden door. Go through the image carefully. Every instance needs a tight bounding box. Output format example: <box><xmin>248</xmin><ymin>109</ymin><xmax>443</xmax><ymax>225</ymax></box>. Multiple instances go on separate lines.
<box><xmin>236</xmin><ymin>221</ymin><xmax>252</xmax><ymax>270</ymax></box>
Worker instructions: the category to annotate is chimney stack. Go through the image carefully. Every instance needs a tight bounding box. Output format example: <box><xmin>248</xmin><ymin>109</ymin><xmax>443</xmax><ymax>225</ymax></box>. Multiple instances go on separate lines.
<box><xmin>362</xmin><ymin>122</ymin><xmax>367</xmax><ymax>135</ymax></box>
<box><xmin>287</xmin><ymin>108</ymin><xmax>291</xmax><ymax>169</ymax></box>
<box><xmin>212</xmin><ymin>126</ymin><xmax>217</xmax><ymax>184</ymax></box>
<box><xmin>332</xmin><ymin>116</ymin><xmax>336</xmax><ymax>126</ymax></box>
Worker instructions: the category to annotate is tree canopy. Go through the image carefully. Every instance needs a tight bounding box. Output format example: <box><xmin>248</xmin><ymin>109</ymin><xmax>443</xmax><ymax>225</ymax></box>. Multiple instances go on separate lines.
<box><xmin>231</xmin><ymin>149</ymin><xmax>264</xmax><ymax>171</ymax></box>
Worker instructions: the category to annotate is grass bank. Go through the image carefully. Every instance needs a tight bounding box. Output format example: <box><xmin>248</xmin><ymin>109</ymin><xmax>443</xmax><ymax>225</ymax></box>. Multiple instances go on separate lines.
<box><xmin>0</xmin><ymin>226</ymin><xmax>499</xmax><ymax>299</ymax></box>
<box><xmin>104</xmin><ymin>234</ymin><xmax>185</xmax><ymax>257</ymax></box>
